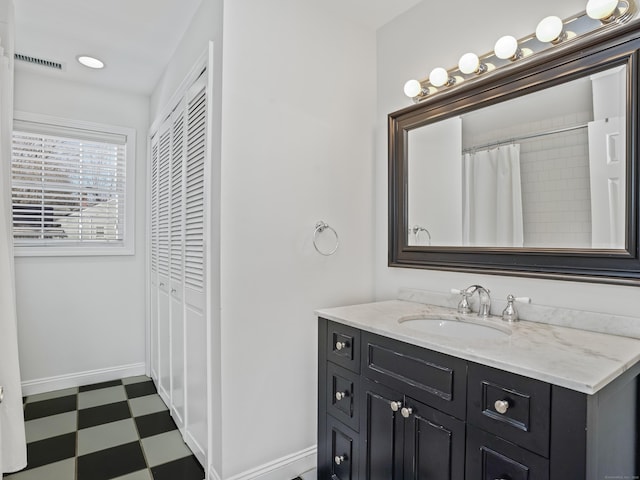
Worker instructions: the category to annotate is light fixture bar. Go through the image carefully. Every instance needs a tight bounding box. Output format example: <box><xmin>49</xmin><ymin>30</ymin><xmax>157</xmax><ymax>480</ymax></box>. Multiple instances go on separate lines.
<box><xmin>404</xmin><ymin>0</ymin><xmax>637</xmax><ymax>102</ymax></box>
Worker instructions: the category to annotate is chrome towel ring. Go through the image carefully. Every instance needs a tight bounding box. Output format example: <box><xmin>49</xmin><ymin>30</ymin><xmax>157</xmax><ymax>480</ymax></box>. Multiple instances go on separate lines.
<box><xmin>313</xmin><ymin>221</ymin><xmax>339</xmax><ymax>256</ymax></box>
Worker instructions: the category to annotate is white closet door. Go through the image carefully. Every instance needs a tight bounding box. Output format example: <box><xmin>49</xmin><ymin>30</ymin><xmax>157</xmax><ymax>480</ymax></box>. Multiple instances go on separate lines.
<box><xmin>157</xmin><ymin>124</ymin><xmax>172</xmax><ymax>402</ymax></box>
<box><xmin>170</xmin><ymin>104</ymin><xmax>186</xmax><ymax>430</ymax></box>
<box><xmin>184</xmin><ymin>74</ymin><xmax>208</xmax><ymax>464</ymax></box>
<box><xmin>150</xmin><ymin>134</ymin><xmax>160</xmax><ymax>381</ymax></box>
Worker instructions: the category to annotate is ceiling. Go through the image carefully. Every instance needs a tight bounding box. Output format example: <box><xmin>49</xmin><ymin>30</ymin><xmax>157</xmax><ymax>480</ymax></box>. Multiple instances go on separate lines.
<box><xmin>13</xmin><ymin>0</ymin><xmax>422</xmax><ymax>95</ymax></box>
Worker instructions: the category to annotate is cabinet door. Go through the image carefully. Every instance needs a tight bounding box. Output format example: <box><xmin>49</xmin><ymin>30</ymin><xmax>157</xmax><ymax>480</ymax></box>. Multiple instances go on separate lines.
<box><xmin>183</xmin><ymin>75</ymin><xmax>208</xmax><ymax>466</ymax></box>
<box><xmin>403</xmin><ymin>398</ymin><xmax>465</xmax><ymax>480</ymax></box>
<box><xmin>466</xmin><ymin>425</ymin><xmax>549</xmax><ymax>480</ymax></box>
<box><xmin>169</xmin><ymin>105</ymin><xmax>186</xmax><ymax>431</ymax></box>
<box><xmin>149</xmin><ymin>134</ymin><xmax>159</xmax><ymax>381</ymax></box>
<box><xmin>326</xmin><ymin>416</ymin><xmax>359</xmax><ymax>480</ymax></box>
<box><xmin>157</xmin><ymin>124</ymin><xmax>172</xmax><ymax>400</ymax></box>
<box><xmin>360</xmin><ymin>378</ymin><xmax>404</xmax><ymax>480</ymax></box>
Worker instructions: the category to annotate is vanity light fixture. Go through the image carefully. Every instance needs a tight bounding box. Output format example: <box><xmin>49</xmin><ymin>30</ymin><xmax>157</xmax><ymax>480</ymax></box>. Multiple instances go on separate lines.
<box><xmin>458</xmin><ymin>52</ymin><xmax>487</xmax><ymax>75</ymax></box>
<box><xmin>429</xmin><ymin>67</ymin><xmax>455</xmax><ymax>87</ymax></box>
<box><xmin>403</xmin><ymin>79</ymin><xmax>424</xmax><ymax>98</ymax></box>
<box><xmin>587</xmin><ymin>0</ymin><xmax>621</xmax><ymax>20</ymax></box>
<box><xmin>402</xmin><ymin>0</ymin><xmax>636</xmax><ymax>102</ymax></box>
<box><xmin>494</xmin><ymin>35</ymin><xmax>522</xmax><ymax>60</ymax></box>
<box><xmin>535</xmin><ymin>16</ymin><xmax>567</xmax><ymax>43</ymax></box>
<box><xmin>77</xmin><ymin>55</ymin><xmax>104</xmax><ymax>69</ymax></box>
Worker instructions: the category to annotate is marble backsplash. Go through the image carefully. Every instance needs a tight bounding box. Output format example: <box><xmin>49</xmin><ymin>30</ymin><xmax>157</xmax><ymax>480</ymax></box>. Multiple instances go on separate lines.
<box><xmin>398</xmin><ymin>287</ymin><xmax>640</xmax><ymax>340</ymax></box>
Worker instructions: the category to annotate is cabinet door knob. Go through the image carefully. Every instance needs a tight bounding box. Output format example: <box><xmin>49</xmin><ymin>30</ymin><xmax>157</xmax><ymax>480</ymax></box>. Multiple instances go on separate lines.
<box><xmin>494</xmin><ymin>399</ymin><xmax>510</xmax><ymax>414</ymax></box>
<box><xmin>390</xmin><ymin>400</ymin><xmax>402</xmax><ymax>412</ymax></box>
<box><xmin>171</xmin><ymin>288</ymin><xmax>177</xmax><ymax>294</ymax></box>
<box><xmin>0</xmin><ymin>386</ymin><xmax>4</xmax><ymax>404</ymax></box>
<box><xmin>335</xmin><ymin>341</ymin><xmax>347</xmax><ymax>351</ymax></box>
<box><xmin>334</xmin><ymin>455</ymin><xmax>347</xmax><ymax>465</ymax></box>
<box><xmin>401</xmin><ymin>407</ymin><xmax>413</xmax><ymax>418</ymax></box>
<box><xmin>335</xmin><ymin>391</ymin><xmax>347</xmax><ymax>401</ymax></box>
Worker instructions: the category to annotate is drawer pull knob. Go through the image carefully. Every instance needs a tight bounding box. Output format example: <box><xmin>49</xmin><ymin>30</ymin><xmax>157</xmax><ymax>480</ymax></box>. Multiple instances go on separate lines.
<box><xmin>401</xmin><ymin>407</ymin><xmax>413</xmax><ymax>418</ymax></box>
<box><xmin>334</xmin><ymin>455</ymin><xmax>347</xmax><ymax>465</ymax></box>
<box><xmin>335</xmin><ymin>341</ymin><xmax>348</xmax><ymax>351</ymax></box>
<box><xmin>494</xmin><ymin>399</ymin><xmax>510</xmax><ymax>414</ymax></box>
<box><xmin>390</xmin><ymin>401</ymin><xmax>402</xmax><ymax>412</ymax></box>
<box><xmin>335</xmin><ymin>391</ymin><xmax>348</xmax><ymax>401</ymax></box>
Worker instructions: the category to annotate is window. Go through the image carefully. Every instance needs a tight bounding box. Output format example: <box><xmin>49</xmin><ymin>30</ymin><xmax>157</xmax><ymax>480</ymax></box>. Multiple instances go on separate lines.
<box><xmin>11</xmin><ymin>112</ymin><xmax>135</xmax><ymax>256</ymax></box>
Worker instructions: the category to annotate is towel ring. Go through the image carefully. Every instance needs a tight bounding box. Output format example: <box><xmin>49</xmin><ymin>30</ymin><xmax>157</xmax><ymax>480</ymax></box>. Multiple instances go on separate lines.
<box><xmin>313</xmin><ymin>221</ymin><xmax>339</xmax><ymax>256</ymax></box>
<box><xmin>410</xmin><ymin>225</ymin><xmax>432</xmax><ymax>246</ymax></box>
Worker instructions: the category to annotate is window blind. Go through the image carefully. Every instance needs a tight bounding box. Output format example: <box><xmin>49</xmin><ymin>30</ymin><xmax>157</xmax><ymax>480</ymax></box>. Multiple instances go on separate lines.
<box><xmin>12</xmin><ymin>126</ymin><xmax>127</xmax><ymax>247</ymax></box>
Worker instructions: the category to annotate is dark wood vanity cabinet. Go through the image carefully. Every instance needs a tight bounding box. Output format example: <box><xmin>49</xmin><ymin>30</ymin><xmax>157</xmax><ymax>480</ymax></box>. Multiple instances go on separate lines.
<box><xmin>318</xmin><ymin>317</ymin><xmax>639</xmax><ymax>480</ymax></box>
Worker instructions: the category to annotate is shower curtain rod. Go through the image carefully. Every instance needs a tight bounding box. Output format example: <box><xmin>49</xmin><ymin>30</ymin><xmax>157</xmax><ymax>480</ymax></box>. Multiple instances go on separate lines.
<box><xmin>462</xmin><ymin>122</ymin><xmax>589</xmax><ymax>155</ymax></box>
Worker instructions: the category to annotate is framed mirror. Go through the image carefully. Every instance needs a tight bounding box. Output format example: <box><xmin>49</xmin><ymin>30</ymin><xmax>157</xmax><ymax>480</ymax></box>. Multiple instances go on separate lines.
<box><xmin>389</xmin><ymin>23</ymin><xmax>640</xmax><ymax>285</ymax></box>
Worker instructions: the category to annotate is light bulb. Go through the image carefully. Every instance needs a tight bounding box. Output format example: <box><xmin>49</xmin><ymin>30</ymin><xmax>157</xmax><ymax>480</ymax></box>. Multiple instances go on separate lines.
<box><xmin>535</xmin><ymin>16</ymin><xmax>565</xmax><ymax>43</ymax></box>
<box><xmin>403</xmin><ymin>79</ymin><xmax>423</xmax><ymax>98</ymax></box>
<box><xmin>494</xmin><ymin>36</ymin><xmax>519</xmax><ymax>60</ymax></box>
<box><xmin>77</xmin><ymin>55</ymin><xmax>105</xmax><ymax>69</ymax></box>
<box><xmin>429</xmin><ymin>67</ymin><xmax>450</xmax><ymax>87</ymax></box>
<box><xmin>586</xmin><ymin>0</ymin><xmax>619</xmax><ymax>20</ymax></box>
<box><xmin>458</xmin><ymin>53</ymin><xmax>481</xmax><ymax>74</ymax></box>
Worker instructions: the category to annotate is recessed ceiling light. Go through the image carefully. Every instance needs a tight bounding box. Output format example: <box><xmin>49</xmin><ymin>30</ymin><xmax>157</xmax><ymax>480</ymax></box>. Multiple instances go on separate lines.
<box><xmin>77</xmin><ymin>55</ymin><xmax>104</xmax><ymax>69</ymax></box>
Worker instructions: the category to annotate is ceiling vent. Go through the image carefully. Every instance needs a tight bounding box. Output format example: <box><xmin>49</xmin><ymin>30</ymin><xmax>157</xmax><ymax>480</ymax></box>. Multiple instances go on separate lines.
<box><xmin>15</xmin><ymin>53</ymin><xmax>63</xmax><ymax>70</ymax></box>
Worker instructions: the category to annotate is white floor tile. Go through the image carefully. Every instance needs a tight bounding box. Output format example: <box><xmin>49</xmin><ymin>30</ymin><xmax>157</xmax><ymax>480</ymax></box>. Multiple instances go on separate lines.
<box><xmin>129</xmin><ymin>394</ymin><xmax>168</xmax><ymax>417</ymax></box>
<box><xmin>25</xmin><ymin>411</ymin><xmax>77</xmax><ymax>443</ymax></box>
<box><xmin>77</xmin><ymin>418</ymin><xmax>139</xmax><ymax>456</ymax></box>
<box><xmin>122</xmin><ymin>376</ymin><xmax>152</xmax><ymax>386</ymax></box>
<box><xmin>141</xmin><ymin>430</ymin><xmax>192</xmax><ymax>467</ymax></box>
<box><xmin>26</xmin><ymin>387</ymin><xmax>78</xmax><ymax>404</ymax></box>
<box><xmin>3</xmin><ymin>459</ymin><xmax>75</xmax><ymax>480</ymax></box>
<box><xmin>113</xmin><ymin>470</ymin><xmax>153</xmax><ymax>480</ymax></box>
<box><xmin>78</xmin><ymin>385</ymin><xmax>127</xmax><ymax>409</ymax></box>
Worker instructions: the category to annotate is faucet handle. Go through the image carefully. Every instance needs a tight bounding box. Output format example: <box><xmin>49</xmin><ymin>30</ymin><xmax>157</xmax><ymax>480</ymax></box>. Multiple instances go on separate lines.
<box><xmin>502</xmin><ymin>294</ymin><xmax>519</xmax><ymax>323</ymax></box>
<box><xmin>452</xmin><ymin>288</ymin><xmax>473</xmax><ymax>314</ymax></box>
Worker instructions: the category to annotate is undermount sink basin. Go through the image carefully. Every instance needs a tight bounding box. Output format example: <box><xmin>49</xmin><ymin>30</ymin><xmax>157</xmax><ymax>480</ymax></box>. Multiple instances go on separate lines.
<box><xmin>398</xmin><ymin>316</ymin><xmax>511</xmax><ymax>340</ymax></box>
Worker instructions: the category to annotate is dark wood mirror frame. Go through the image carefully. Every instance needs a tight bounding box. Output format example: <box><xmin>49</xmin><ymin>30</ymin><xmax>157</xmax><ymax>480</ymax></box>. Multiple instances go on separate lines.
<box><xmin>389</xmin><ymin>22</ymin><xmax>640</xmax><ymax>285</ymax></box>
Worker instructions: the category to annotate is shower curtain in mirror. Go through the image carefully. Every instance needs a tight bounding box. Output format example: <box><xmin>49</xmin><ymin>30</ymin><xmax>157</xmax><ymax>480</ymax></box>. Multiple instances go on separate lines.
<box><xmin>462</xmin><ymin>144</ymin><xmax>524</xmax><ymax>247</ymax></box>
<box><xmin>0</xmin><ymin>0</ymin><xmax>27</xmax><ymax>474</ymax></box>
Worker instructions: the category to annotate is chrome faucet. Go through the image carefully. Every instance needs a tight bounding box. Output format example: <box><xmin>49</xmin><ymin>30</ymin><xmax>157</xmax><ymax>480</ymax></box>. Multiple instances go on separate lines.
<box><xmin>457</xmin><ymin>285</ymin><xmax>491</xmax><ymax>317</ymax></box>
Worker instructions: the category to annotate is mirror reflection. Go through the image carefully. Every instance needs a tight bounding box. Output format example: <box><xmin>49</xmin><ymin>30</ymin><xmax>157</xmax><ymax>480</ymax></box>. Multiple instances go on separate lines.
<box><xmin>407</xmin><ymin>65</ymin><xmax>626</xmax><ymax>249</ymax></box>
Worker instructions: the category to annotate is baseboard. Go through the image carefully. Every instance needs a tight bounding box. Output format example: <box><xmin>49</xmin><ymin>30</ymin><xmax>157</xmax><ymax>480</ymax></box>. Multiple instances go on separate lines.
<box><xmin>208</xmin><ymin>466</ymin><xmax>222</xmax><ymax>480</ymax></box>
<box><xmin>224</xmin><ymin>446</ymin><xmax>317</xmax><ymax>480</ymax></box>
<box><xmin>21</xmin><ymin>362</ymin><xmax>146</xmax><ymax>396</ymax></box>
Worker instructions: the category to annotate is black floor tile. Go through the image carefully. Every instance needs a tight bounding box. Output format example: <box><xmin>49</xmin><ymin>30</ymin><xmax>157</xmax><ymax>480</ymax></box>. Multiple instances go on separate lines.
<box><xmin>24</xmin><ymin>395</ymin><xmax>77</xmax><ymax>421</ymax></box>
<box><xmin>78</xmin><ymin>400</ymin><xmax>132</xmax><ymax>429</ymax></box>
<box><xmin>135</xmin><ymin>410</ymin><xmax>177</xmax><ymax>439</ymax></box>
<box><xmin>79</xmin><ymin>379</ymin><xmax>123</xmax><ymax>392</ymax></box>
<box><xmin>151</xmin><ymin>455</ymin><xmax>205</xmax><ymax>480</ymax></box>
<box><xmin>77</xmin><ymin>441</ymin><xmax>147</xmax><ymax>480</ymax></box>
<box><xmin>124</xmin><ymin>380</ymin><xmax>157</xmax><ymax>399</ymax></box>
<box><xmin>24</xmin><ymin>432</ymin><xmax>76</xmax><ymax>470</ymax></box>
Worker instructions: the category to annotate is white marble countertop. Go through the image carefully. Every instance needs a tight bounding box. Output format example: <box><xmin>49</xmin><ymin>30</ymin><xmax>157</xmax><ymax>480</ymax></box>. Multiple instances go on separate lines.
<box><xmin>315</xmin><ymin>299</ymin><xmax>640</xmax><ymax>395</ymax></box>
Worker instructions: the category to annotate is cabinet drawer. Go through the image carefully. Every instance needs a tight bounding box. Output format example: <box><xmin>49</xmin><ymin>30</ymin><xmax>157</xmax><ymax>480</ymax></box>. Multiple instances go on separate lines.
<box><xmin>327</xmin><ymin>362</ymin><xmax>360</xmax><ymax>432</ymax></box>
<box><xmin>326</xmin><ymin>416</ymin><xmax>359</xmax><ymax>480</ymax></box>
<box><xmin>468</xmin><ymin>363</ymin><xmax>550</xmax><ymax>457</ymax></box>
<box><xmin>361</xmin><ymin>331</ymin><xmax>467</xmax><ymax>419</ymax></box>
<box><xmin>326</xmin><ymin>320</ymin><xmax>361</xmax><ymax>373</ymax></box>
<box><xmin>466</xmin><ymin>425</ymin><xmax>549</xmax><ymax>480</ymax></box>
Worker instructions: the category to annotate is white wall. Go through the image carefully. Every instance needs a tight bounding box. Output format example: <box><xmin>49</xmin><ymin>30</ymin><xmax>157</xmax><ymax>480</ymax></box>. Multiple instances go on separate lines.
<box><xmin>13</xmin><ymin>70</ymin><xmax>149</xmax><ymax>391</ymax></box>
<box><xmin>375</xmin><ymin>0</ymin><xmax>640</xmax><ymax>316</ymax></box>
<box><xmin>219</xmin><ymin>1</ymin><xmax>375</xmax><ymax>477</ymax></box>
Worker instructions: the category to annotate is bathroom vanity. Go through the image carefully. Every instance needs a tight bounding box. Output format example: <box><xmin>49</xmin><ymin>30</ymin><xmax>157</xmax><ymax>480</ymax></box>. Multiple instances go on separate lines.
<box><xmin>316</xmin><ymin>294</ymin><xmax>640</xmax><ymax>480</ymax></box>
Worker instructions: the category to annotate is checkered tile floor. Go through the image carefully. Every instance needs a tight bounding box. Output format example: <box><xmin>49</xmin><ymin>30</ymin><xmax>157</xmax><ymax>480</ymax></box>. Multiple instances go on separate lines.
<box><xmin>3</xmin><ymin>376</ymin><xmax>204</xmax><ymax>480</ymax></box>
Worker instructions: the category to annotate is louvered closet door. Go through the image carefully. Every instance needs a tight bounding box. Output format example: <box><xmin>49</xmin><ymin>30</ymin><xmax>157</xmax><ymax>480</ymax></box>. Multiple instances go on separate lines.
<box><xmin>157</xmin><ymin>123</ymin><xmax>172</xmax><ymax>401</ymax></box>
<box><xmin>183</xmin><ymin>74</ymin><xmax>208</xmax><ymax>464</ymax></box>
<box><xmin>169</xmin><ymin>104</ymin><xmax>186</xmax><ymax>431</ymax></box>
<box><xmin>150</xmin><ymin>134</ymin><xmax>160</xmax><ymax>381</ymax></box>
